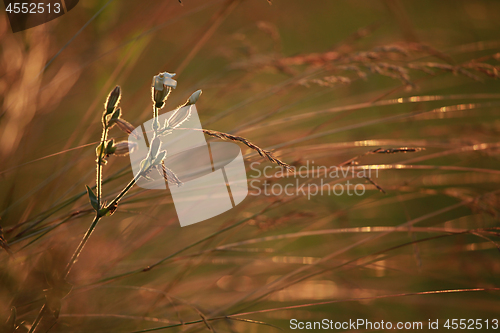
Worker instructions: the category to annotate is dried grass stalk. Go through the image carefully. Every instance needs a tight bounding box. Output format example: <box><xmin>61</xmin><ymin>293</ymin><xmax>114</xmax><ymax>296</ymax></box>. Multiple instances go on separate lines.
<box><xmin>363</xmin><ymin>176</ymin><xmax>386</xmax><ymax>194</ymax></box>
<box><xmin>372</xmin><ymin>147</ymin><xmax>425</xmax><ymax>154</ymax></box>
<box><xmin>201</xmin><ymin>129</ymin><xmax>293</xmax><ymax>171</ymax></box>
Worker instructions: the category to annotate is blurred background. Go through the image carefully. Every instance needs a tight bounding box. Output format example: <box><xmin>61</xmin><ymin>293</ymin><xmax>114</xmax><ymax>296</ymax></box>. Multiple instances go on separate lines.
<box><xmin>1</xmin><ymin>0</ymin><xmax>500</xmax><ymax>331</ymax></box>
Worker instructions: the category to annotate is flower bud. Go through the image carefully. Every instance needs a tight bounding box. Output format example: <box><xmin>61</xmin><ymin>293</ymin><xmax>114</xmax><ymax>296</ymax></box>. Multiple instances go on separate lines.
<box><xmin>113</xmin><ymin>118</ymin><xmax>135</xmax><ymax>134</ymax></box>
<box><xmin>152</xmin><ymin>72</ymin><xmax>177</xmax><ymax>90</ymax></box>
<box><xmin>105</xmin><ymin>86</ymin><xmax>121</xmax><ymax>115</ymax></box>
<box><xmin>187</xmin><ymin>89</ymin><xmax>202</xmax><ymax>105</ymax></box>
<box><xmin>110</xmin><ymin>107</ymin><xmax>121</xmax><ymax>121</ymax></box>
<box><xmin>105</xmin><ymin>139</ymin><xmax>115</xmax><ymax>153</ymax></box>
<box><xmin>95</xmin><ymin>140</ymin><xmax>114</xmax><ymax>163</ymax></box>
<box><xmin>97</xmin><ymin>140</ymin><xmax>137</xmax><ymax>158</ymax></box>
<box><xmin>114</xmin><ymin>141</ymin><xmax>136</xmax><ymax>156</ymax></box>
<box><xmin>152</xmin><ymin>72</ymin><xmax>177</xmax><ymax>108</ymax></box>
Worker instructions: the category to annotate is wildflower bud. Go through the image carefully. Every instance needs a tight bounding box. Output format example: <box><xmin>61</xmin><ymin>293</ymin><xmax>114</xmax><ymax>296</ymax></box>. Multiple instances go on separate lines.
<box><xmin>110</xmin><ymin>107</ymin><xmax>121</xmax><ymax>121</ymax></box>
<box><xmin>187</xmin><ymin>89</ymin><xmax>202</xmax><ymax>105</ymax></box>
<box><xmin>152</xmin><ymin>72</ymin><xmax>177</xmax><ymax>108</ymax></box>
<box><xmin>96</xmin><ymin>139</ymin><xmax>115</xmax><ymax>163</ymax></box>
<box><xmin>152</xmin><ymin>72</ymin><xmax>177</xmax><ymax>90</ymax></box>
<box><xmin>113</xmin><ymin>141</ymin><xmax>136</xmax><ymax>156</ymax></box>
<box><xmin>105</xmin><ymin>139</ymin><xmax>115</xmax><ymax>153</ymax></box>
<box><xmin>105</xmin><ymin>86</ymin><xmax>121</xmax><ymax>115</ymax></box>
<box><xmin>113</xmin><ymin>118</ymin><xmax>135</xmax><ymax>134</ymax></box>
<box><xmin>107</xmin><ymin>108</ymin><xmax>122</xmax><ymax>129</ymax></box>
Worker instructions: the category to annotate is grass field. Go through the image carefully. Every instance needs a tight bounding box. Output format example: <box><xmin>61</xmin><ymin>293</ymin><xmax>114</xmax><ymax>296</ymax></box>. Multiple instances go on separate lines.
<box><xmin>1</xmin><ymin>1</ymin><xmax>500</xmax><ymax>332</ymax></box>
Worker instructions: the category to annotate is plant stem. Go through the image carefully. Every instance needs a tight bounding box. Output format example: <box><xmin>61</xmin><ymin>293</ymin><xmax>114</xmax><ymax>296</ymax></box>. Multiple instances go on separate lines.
<box><xmin>63</xmin><ymin>214</ymin><xmax>101</xmax><ymax>279</ymax></box>
<box><xmin>27</xmin><ymin>304</ymin><xmax>46</xmax><ymax>333</ymax></box>
<box><xmin>64</xmin><ymin>173</ymin><xmax>140</xmax><ymax>279</ymax></box>
<box><xmin>31</xmin><ymin>96</ymin><xmax>166</xmax><ymax>332</ymax></box>
<box><xmin>63</xmin><ymin>113</ymin><xmax>111</xmax><ymax>282</ymax></box>
<box><xmin>152</xmin><ymin>105</ymin><xmax>159</xmax><ymax>134</ymax></box>
<box><xmin>97</xmin><ymin>114</ymin><xmax>109</xmax><ymax>206</ymax></box>
<box><xmin>30</xmin><ymin>134</ymin><xmax>140</xmax><ymax>333</ymax></box>
<box><xmin>104</xmin><ymin>173</ymin><xmax>140</xmax><ymax>212</ymax></box>
<box><xmin>28</xmin><ymin>173</ymin><xmax>141</xmax><ymax>332</ymax></box>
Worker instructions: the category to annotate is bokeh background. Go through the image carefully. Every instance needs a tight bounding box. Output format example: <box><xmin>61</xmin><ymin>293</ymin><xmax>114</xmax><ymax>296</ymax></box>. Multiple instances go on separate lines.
<box><xmin>1</xmin><ymin>0</ymin><xmax>500</xmax><ymax>332</ymax></box>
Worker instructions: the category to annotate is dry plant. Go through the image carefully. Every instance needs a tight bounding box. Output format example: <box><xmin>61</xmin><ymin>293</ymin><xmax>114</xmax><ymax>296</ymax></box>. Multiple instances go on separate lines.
<box><xmin>0</xmin><ymin>15</ymin><xmax>80</xmax><ymax>158</ymax></box>
<box><xmin>2</xmin><ymin>2</ymin><xmax>500</xmax><ymax>333</ymax></box>
<box><xmin>19</xmin><ymin>71</ymin><xmax>293</xmax><ymax>332</ymax></box>
<box><xmin>231</xmin><ymin>41</ymin><xmax>500</xmax><ymax>91</ymax></box>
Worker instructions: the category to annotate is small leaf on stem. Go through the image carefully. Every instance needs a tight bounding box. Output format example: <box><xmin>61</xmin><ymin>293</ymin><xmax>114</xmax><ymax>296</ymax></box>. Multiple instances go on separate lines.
<box><xmin>85</xmin><ymin>185</ymin><xmax>100</xmax><ymax>211</ymax></box>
